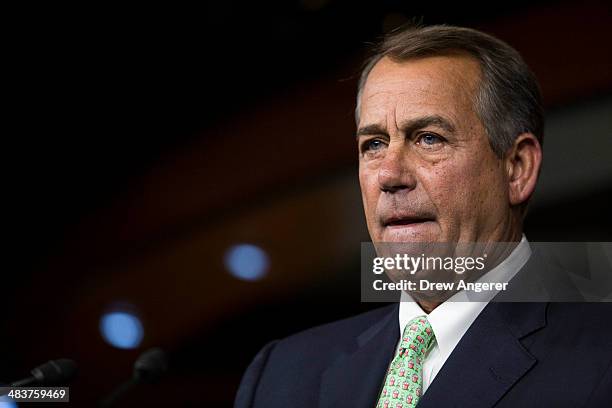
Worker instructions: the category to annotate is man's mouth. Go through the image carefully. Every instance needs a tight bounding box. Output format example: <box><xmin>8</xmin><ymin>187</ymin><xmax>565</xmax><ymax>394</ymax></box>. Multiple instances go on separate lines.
<box><xmin>383</xmin><ymin>216</ymin><xmax>435</xmax><ymax>227</ymax></box>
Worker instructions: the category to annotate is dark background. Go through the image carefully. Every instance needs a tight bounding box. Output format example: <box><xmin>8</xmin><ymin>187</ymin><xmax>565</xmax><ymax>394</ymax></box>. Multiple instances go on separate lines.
<box><xmin>4</xmin><ymin>0</ymin><xmax>612</xmax><ymax>406</ymax></box>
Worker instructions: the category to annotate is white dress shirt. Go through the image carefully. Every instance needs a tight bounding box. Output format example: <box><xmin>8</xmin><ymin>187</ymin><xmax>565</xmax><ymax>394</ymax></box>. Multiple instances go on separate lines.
<box><xmin>397</xmin><ymin>235</ymin><xmax>531</xmax><ymax>393</ymax></box>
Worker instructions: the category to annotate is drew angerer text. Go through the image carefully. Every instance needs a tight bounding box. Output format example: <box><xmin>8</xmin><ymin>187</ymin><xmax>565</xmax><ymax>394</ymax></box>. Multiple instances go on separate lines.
<box><xmin>373</xmin><ymin>279</ymin><xmax>508</xmax><ymax>293</ymax></box>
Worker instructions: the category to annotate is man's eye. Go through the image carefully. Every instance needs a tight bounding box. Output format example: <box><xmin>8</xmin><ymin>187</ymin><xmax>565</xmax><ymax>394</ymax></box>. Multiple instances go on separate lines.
<box><xmin>364</xmin><ymin>139</ymin><xmax>385</xmax><ymax>151</ymax></box>
<box><xmin>416</xmin><ymin>133</ymin><xmax>445</xmax><ymax>147</ymax></box>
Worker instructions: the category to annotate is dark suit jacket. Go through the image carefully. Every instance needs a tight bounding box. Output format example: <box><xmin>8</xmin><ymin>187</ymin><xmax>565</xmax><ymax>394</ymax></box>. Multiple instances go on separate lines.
<box><xmin>235</xmin><ymin>247</ymin><xmax>612</xmax><ymax>407</ymax></box>
<box><xmin>235</xmin><ymin>301</ymin><xmax>612</xmax><ymax>407</ymax></box>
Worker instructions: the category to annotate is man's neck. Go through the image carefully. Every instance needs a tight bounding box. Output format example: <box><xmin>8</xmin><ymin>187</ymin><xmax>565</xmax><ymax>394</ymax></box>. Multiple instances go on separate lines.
<box><xmin>413</xmin><ymin>232</ymin><xmax>526</xmax><ymax>313</ymax></box>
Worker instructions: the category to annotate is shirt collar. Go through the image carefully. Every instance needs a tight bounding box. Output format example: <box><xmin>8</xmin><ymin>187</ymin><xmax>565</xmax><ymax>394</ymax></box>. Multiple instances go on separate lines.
<box><xmin>399</xmin><ymin>235</ymin><xmax>531</xmax><ymax>358</ymax></box>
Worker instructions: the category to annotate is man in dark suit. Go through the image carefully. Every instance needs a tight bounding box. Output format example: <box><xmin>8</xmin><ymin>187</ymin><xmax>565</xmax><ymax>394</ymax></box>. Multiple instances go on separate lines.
<box><xmin>235</xmin><ymin>24</ymin><xmax>612</xmax><ymax>407</ymax></box>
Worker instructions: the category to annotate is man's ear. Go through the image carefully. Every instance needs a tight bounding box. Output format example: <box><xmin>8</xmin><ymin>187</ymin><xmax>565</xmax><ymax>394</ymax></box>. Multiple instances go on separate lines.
<box><xmin>505</xmin><ymin>133</ymin><xmax>543</xmax><ymax>206</ymax></box>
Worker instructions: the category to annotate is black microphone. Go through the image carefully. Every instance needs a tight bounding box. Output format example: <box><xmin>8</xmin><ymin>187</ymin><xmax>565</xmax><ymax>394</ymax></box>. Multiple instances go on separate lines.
<box><xmin>133</xmin><ymin>348</ymin><xmax>168</xmax><ymax>383</ymax></box>
<box><xmin>11</xmin><ymin>359</ymin><xmax>78</xmax><ymax>387</ymax></box>
<box><xmin>98</xmin><ymin>347</ymin><xmax>168</xmax><ymax>407</ymax></box>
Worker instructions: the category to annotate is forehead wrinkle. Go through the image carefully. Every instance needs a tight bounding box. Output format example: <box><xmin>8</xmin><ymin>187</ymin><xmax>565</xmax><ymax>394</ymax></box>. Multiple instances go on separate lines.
<box><xmin>365</xmin><ymin>80</ymin><xmax>432</xmax><ymax>102</ymax></box>
<box><xmin>360</xmin><ymin>56</ymin><xmax>483</xmax><ymax>136</ymax></box>
<box><xmin>360</xmin><ymin>87</ymin><xmax>432</xmax><ymax>132</ymax></box>
<box><xmin>364</xmin><ymin>84</ymin><xmax>450</xmax><ymax>119</ymax></box>
<box><xmin>388</xmin><ymin>104</ymin><xmax>398</xmax><ymax>135</ymax></box>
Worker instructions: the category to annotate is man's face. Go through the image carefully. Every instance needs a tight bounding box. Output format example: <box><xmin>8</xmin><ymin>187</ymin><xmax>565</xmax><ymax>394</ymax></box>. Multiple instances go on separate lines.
<box><xmin>358</xmin><ymin>54</ymin><xmax>513</xmax><ymax>244</ymax></box>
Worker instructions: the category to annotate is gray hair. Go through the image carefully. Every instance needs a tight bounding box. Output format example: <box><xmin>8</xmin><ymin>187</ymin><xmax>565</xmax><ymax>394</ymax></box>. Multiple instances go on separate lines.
<box><xmin>356</xmin><ymin>24</ymin><xmax>544</xmax><ymax>157</ymax></box>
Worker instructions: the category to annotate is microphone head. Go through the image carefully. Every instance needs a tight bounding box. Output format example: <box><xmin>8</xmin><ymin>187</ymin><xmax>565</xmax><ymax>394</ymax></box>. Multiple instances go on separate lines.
<box><xmin>31</xmin><ymin>359</ymin><xmax>78</xmax><ymax>385</ymax></box>
<box><xmin>133</xmin><ymin>348</ymin><xmax>167</xmax><ymax>383</ymax></box>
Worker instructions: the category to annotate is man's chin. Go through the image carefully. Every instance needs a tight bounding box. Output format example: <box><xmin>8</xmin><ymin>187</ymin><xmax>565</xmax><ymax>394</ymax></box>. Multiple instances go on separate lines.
<box><xmin>380</xmin><ymin>221</ymin><xmax>440</xmax><ymax>243</ymax></box>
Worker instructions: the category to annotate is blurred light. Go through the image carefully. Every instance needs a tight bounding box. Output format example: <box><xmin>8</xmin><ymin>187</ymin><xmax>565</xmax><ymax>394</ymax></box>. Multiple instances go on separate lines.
<box><xmin>225</xmin><ymin>244</ymin><xmax>269</xmax><ymax>281</ymax></box>
<box><xmin>100</xmin><ymin>311</ymin><xmax>144</xmax><ymax>349</ymax></box>
<box><xmin>0</xmin><ymin>396</ymin><xmax>18</xmax><ymax>408</ymax></box>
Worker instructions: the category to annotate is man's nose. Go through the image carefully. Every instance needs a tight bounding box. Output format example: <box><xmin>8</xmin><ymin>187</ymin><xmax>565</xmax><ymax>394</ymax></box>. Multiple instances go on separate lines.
<box><xmin>377</xmin><ymin>144</ymin><xmax>416</xmax><ymax>193</ymax></box>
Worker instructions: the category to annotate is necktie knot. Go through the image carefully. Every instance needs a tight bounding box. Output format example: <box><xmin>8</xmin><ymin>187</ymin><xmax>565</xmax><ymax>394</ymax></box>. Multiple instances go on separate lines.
<box><xmin>399</xmin><ymin>316</ymin><xmax>435</xmax><ymax>358</ymax></box>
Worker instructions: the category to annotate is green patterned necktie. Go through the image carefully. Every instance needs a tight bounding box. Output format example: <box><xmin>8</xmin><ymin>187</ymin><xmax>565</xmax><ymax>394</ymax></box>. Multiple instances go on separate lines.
<box><xmin>376</xmin><ymin>316</ymin><xmax>436</xmax><ymax>408</ymax></box>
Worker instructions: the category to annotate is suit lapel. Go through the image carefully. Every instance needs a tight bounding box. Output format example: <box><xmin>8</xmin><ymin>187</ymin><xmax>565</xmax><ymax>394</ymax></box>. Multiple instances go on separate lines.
<box><xmin>418</xmin><ymin>302</ymin><xmax>547</xmax><ymax>408</ymax></box>
<box><xmin>319</xmin><ymin>304</ymin><xmax>399</xmax><ymax>408</ymax></box>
